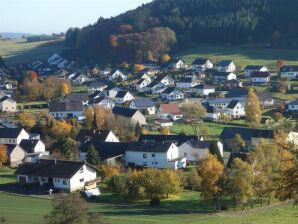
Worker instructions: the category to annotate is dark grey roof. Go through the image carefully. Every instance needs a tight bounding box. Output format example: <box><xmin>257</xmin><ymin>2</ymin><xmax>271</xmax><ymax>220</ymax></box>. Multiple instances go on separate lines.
<box><xmin>19</xmin><ymin>139</ymin><xmax>39</xmax><ymax>153</ymax></box>
<box><xmin>155</xmin><ymin>74</ymin><xmax>172</xmax><ymax>83</ymax></box>
<box><xmin>202</xmin><ymin>103</ymin><xmax>217</xmax><ymax>113</ymax></box>
<box><xmin>0</xmin><ymin>128</ymin><xmax>23</xmax><ymax>138</ymax></box>
<box><xmin>280</xmin><ymin>66</ymin><xmax>298</xmax><ymax>72</ymax></box>
<box><xmin>287</xmin><ymin>99</ymin><xmax>298</xmax><ymax>106</ymax></box>
<box><xmin>226</xmin><ymin>79</ymin><xmax>241</xmax><ymax>84</ymax></box>
<box><xmin>88</xmin><ymin>90</ymin><xmax>105</xmax><ymax>99</ymax></box>
<box><xmin>162</xmin><ymin>87</ymin><xmax>176</xmax><ymax>94</ymax></box>
<box><xmin>219</xmin><ymin>127</ymin><xmax>274</xmax><ymax>141</ymax></box>
<box><xmin>115</xmin><ymin>91</ymin><xmax>129</xmax><ymax>98</ymax></box>
<box><xmin>192</xmin><ymin>58</ymin><xmax>209</xmax><ymax>65</ymax></box>
<box><xmin>49</xmin><ymin>101</ymin><xmax>83</xmax><ymax>112</ymax></box>
<box><xmin>227</xmin><ymin>100</ymin><xmax>239</xmax><ymax>109</ymax></box>
<box><xmin>244</xmin><ymin>65</ymin><xmax>265</xmax><ymax>70</ymax></box>
<box><xmin>76</xmin><ymin>129</ymin><xmax>112</xmax><ymax>144</ymax></box>
<box><xmin>66</xmin><ymin>93</ymin><xmax>88</xmax><ymax>102</ymax></box>
<box><xmin>127</xmin><ymin>142</ymin><xmax>173</xmax><ymax>153</ymax></box>
<box><xmin>132</xmin><ymin>98</ymin><xmax>155</xmax><ymax>109</ymax></box>
<box><xmin>0</xmin><ymin>96</ymin><xmax>9</xmax><ymax>102</ymax></box>
<box><xmin>15</xmin><ymin>159</ymin><xmax>92</xmax><ymax>179</ymax></box>
<box><xmin>214</xmin><ymin>71</ymin><xmax>233</xmax><ymax>77</ymax></box>
<box><xmin>138</xmin><ymin>134</ymin><xmax>198</xmax><ymax>146</ymax></box>
<box><xmin>112</xmin><ymin>107</ymin><xmax>138</xmax><ymax>118</ymax></box>
<box><xmin>192</xmin><ymin>84</ymin><xmax>214</xmax><ymax>90</ymax></box>
<box><xmin>225</xmin><ymin>88</ymin><xmax>248</xmax><ymax>98</ymax></box>
<box><xmin>88</xmin><ymin>96</ymin><xmax>111</xmax><ymax>104</ymax></box>
<box><xmin>217</xmin><ymin>60</ymin><xmax>233</xmax><ymax>67</ymax></box>
<box><xmin>251</xmin><ymin>71</ymin><xmax>271</xmax><ymax>78</ymax></box>
<box><xmin>184</xmin><ymin>139</ymin><xmax>212</xmax><ymax>149</ymax></box>
<box><xmin>85</xmin><ymin>142</ymin><xmax>129</xmax><ymax>160</ymax></box>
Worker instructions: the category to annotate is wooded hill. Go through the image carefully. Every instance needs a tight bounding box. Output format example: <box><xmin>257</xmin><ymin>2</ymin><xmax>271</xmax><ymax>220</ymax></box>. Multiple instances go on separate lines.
<box><xmin>63</xmin><ymin>0</ymin><xmax>298</xmax><ymax>64</ymax></box>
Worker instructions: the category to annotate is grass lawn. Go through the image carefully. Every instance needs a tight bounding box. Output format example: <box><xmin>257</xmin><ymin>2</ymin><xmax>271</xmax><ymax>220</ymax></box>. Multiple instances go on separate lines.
<box><xmin>71</xmin><ymin>85</ymin><xmax>88</xmax><ymax>93</ymax></box>
<box><xmin>17</xmin><ymin>101</ymin><xmax>49</xmax><ymax>113</ymax></box>
<box><xmin>175</xmin><ymin>45</ymin><xmax>298</xmax><ymax>70</ymax></box>
<box><xmin>0</xmin><ymin>39</ymin><xmax>66</xmax><ymax>65</ymax></box>
<box><xmin>0</xmin><ymin>167</ymin><xmax>16</xmax><ymax>184</ymax></box>
<box><xmin>0</xmin><ymin>192</ymin><xmax>297</xmax><ymax>224</ymax></box>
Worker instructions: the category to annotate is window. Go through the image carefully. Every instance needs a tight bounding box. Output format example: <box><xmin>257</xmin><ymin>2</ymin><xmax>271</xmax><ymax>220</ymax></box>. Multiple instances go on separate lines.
<box><xmin>62</xmin><ymin>180</ymin><xmax>67</xmax><ymax>185</ymax></box>
<box><xmin>152</xmin><ymin>154</ymin><xmax>155</xmax><ymax>157</ymax></box>
<box><xmin>143</xmin><ymin>154</ymin><xmax>147</xmax><ymax>158</ymax></box>
<box><xmin>79</xmin><ymin>178</ymin><xmax>84</xmax><ymax>182</ymax></box>
<box><xmin>79</xmin><ymin>167</ymin><xmax>84</xmax><ymax>173</ymax></box>
<box><xmin>155</xmin><ymin>162</ymin><xmax>158</xmax><ymax>165</ymax></box>
<box><xmin>143</xmin><ymin>162</ymin><xmax>147</xmax><ymax>166</ymax></box>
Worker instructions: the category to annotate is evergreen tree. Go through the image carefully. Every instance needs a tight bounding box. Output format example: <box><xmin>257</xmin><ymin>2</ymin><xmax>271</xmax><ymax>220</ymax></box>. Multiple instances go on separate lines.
<box><xmin>209</xmin><ymin>141</ymin><xmax>224</xmax><ymax>164</ymax></box>
<box><xmin>86</xmin><ymin>144</ymin><xmax>100</xmax><ymax>166</ymax></box>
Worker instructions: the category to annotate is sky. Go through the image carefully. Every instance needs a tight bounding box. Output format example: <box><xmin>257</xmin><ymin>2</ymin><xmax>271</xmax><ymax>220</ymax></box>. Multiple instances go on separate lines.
<box><xmin>0</xmin><ymin>0</ymin><xmax>152</xmax><ymax>34</ymax></box>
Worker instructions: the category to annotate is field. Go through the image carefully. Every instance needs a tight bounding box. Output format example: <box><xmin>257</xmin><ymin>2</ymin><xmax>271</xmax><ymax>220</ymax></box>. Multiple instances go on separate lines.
<box><xmin>0</xmin><ymin>39</ymin><xmax>66</xmax><ymax>65</ymax></box>
<box><xmin>0</xmin><ymin>193</ymin><xmax>297</xmax><ymax>224</ymax></box>
<box><xmin>176</xmin><ymin>45</ymin><xmax>298</xmax><ymax>69</ymax></box>
<box><xmin>0</xmin><ymin>167</ymin><xmax>15</xmax><ymax>184</ymax></box>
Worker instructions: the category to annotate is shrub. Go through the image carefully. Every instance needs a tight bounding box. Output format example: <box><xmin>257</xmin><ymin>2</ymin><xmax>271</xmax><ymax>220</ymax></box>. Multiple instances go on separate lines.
<box><xmin>150</xmin><ymin>197</ymin><xmax>161</xmax><ymax>207</ymax></box>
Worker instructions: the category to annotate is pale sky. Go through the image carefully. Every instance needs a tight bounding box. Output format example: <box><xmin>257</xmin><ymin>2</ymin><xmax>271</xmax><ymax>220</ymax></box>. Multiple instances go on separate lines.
<box><xmin>0</xmin><ymin>0</ymin><xmax>152</xmax><ymax>34</ymax></box>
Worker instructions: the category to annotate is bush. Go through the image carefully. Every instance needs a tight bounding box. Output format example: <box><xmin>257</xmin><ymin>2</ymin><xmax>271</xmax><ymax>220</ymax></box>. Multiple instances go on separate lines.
<box><xmin>220</xmin><ymin>205</ymin><xmax>229</xmax><ymax>211</ymax></box>
<box><xmin>150</xmin><ymin>197</ymin><xmax>161</xmax><ymax>207</ymax></box>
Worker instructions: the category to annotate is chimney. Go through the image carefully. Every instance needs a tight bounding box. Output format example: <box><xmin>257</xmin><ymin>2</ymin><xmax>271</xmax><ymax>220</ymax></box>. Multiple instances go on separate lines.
<box><xmin>54</xmin><ymin>159</ymin><xmax>57</xmax><ymax>164</ymax></box>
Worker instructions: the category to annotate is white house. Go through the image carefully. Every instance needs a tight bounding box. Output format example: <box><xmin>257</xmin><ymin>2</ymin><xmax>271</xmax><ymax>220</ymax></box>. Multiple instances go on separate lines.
<box><xmin>108</xmin><ymin>69</ymin><xmax>128</xmax><ymax>81</ymax></box>
<box><xmin>216</xmin><ymin>60</ymin><xmax>236</xmax><ymax>72</ymax></box>
<box><xmin>125</xmin><ymin>142</ymin><xmax>186</xmax><ymax>170</ymax></box>
<box><xmin>251</xmin><ymin>72</ymin><xmax>271</xmax><ymax>84</ymax></box>
<box><xmin>161</xmin><ymin>87</ymin><xmax>184</xmax><ymax>101</ymax></box>
<box><xmin>225</xmin><ymin>100</ymin><xmax>245</xmax><ymax>119</ymax></box>
<box><xmin>76</xmin><ymin>129</ymin><xmax>119</xmax><ymax>146</ymax></box>
<box><xmin>202</xmin><ymin>104</ymin><xmax>221</xmax><ymax>121</ymax></box>
<box><xmin>114</xmin><ymin>91</ymin><xmax>135</xmax><ymax>104</ymax></box>
<box><xmin>157</xmin><ymin>104</ymin><xmax>183</xmax><ymax>121</ymax></box>
<box><xmin>166</xmin><ymin>58</ymin><xmax>186</xmax><ymax>70</ymax></box>
<box><xmin>144</xmin><ymin>81</ymin><xmax>167</xmax><ymax>94</ymax></box>
<box><xmin>135</xmin><ymin>78</ymin><xmax>151</xmax><ymax>92</ymax></box>
<box><xmin>155</xmin><ymin>74</ymin><xmax>175</xmax><ymax>86</ymax></box>
<box><xmin>192</xmin><ymin>58</ymin><xmax>213</xmax><ymax>71</ymax></box>
<box><xmin>286</xmin><ymin>100</ymin><xmax>298</xmax><ymax>114</ymax></box>
<box><xmin>0</xmin><ymin>95</ymin><xmax>17</xmax><ymax>112</ymax></box>
<box><xmin>213</xmin><ymin>72</ymin><xmax>237</xmax><ymax>83</ymax></box>
<box><xmin>89</xmin><ymin>96</ymin><xmax>115</xmax><ymax>109</ymax></box>
<box><xmin>179</xmin><ymin>140</ymin><xmax>223</xmax><ymax>163</ymax></box>
<box><xmin>244</xmin><ymin>65</ymin><xmax>268</xmax><ymax>77</ymax></box>
<box><xmin>129</xmin><ymin>98</ymin><xmax>156</xmax><ymax>115</ymax></box>
<box><xmin>71</xmin><ymin>74</ymin><xmax>89</xmax><ymax>85</ymax></box>
<box><xmin>0</xmin><ymin>128</ymin><xmax>30</xmax><ymax>145</ymax></box>
<box><xmin>176</xmin><ymin>76</ymin><xmax>201</xmax><ymax>89</ymax></box>
<box><xmin>112</xmin><ymin>107</ymin><xmax>147</xmax><ymax>125</ymax></box>
<box><xmin>191</xmin><ymin>84</ymin><xmax>215</xmax><ymax>96</ymax></box>
<box><xmin>15</xmin><ymin>160</ymin><xmax>99</xmax><ymax>192</ymax></box>
<box><xmin>20</xmin><ymin>139</ymin><xmax>46</xmax><ymax>154</ymax></box>
<box><xmin>280</xmin><ymin>66</ymin><xmax>298</xmax><ymax>79</ymax></box>
<box><xmin>49</xmin><ymin>101</ymin><xmax>84</xmax><ymax>119</ymax></box>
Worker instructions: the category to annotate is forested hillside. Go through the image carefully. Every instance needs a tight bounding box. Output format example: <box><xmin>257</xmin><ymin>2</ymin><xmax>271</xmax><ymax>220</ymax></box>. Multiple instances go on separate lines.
<box><xmin>64</xmin><ymin>0</ymin><xmax>298</xmax><ymax>64</ymax></box>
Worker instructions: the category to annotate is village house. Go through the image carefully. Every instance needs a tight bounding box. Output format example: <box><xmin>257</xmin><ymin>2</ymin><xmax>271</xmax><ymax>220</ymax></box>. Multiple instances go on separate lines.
<box><xmin>49</xmin><ymin>101</ymin><xmax>84</xmax><ymax>119</ymax></box>
<box><xmin>286</xmin><ymin>99</ymin><xmax>298</xmax><ymax>114</ymax></box>
<box><xmin>179</xmin><ymin>139</ymin><xmax>223</xmax><ymax>163</ymax></box>
<box><xmin>65</xmin><ymin>93</ymin><xmax>89</xmax><ymax>106</ymax></box>
<box><xmin>161</xmin><ymin>87</ymin><xmax>184</xmax><ymax>101</ymax></box>
<box><xmin>70</xmin><ymin>73</ymin><xmax>90</xmax><ymax>85</ymax></box>
<box><xmin>88</xmin><ymin>90</ymin><xmax>107</xmax><ymax>100</ymax></box>
<box><xmin>88</xmin><ymin>96</ymin><xmax>115</xmax><ymax>109</ymax></box>
<box><xmin>176</xmin><ymin>76</ymin><xmax>201</xmax><ymax>89</ymax></box>
<box><xmin>129</xmin><ymin>98</ymin><xmax>156</xmax><ymax>115</ymax></box>
<box><xmin>125</xmin><ymin>142</ymin><xmax>186</xmax><ymax>170</ymax></box>
<box><xmin>213</xmin><ymin>71</ymin><xmax>237</xmax><ymax>83</ymax></box>
<box><xmin>144</xmin><ymin>81</ymin><xmax>167</xmax><ymax>94</ymax></box>
<box><xmin>112</xmin><ymin>107</ymin><xmax>146</xmax><ymax>125</ymax></box>
<box><xmin>108</xmin><ymin>69</ymin><xmax>128</xmax><ymax>81</ymax></box>
<box><xmin>15</xmin><ymin>159</ymin><xmax>99</xmax><ymax>193</ymax></box>
<box><xmin>155</xmin><ymin>74</ymin><xmax>175</xmax><ymax>86</ymax></box>
<box><xmin>202</xmin><ymin>103</ymin><xmax>221</xmax><ymax>121</ymax></box>
<box><xmin>165</xmin><ymin>58</ymin><xmax>186</xmax><ymax>70</ymax></box>
<box><xmin>86</xmin><ymin>80</ymin><xmax>108</xmax><ymax>93</ymax></box>
<box><xmin>244</xmin><ymin>65</ymin><xmax>268</xmax><ymax>77</ymax></box>
<box><xmin>76</xmin><ymin>129</ymin><xmax>119</xmax><ymax>146</ymax></box>
<box><xmin>225</xmin><ymin>100</ymin><xmax>245</xmax><ymax>119</ymax></box>
<box><xmin>135</xmin><ymin>78</ymin><xmax>151</xmax><ymax>92</ymax></box>
<box><xmin>114</xmin><ymin>91</ymin><xmax>135</xmax><ymax>104</ymax></box>
<box><xmin>0</xmin><ymin>128</ymin><xmax>30</xmax><ymax>145</ymax></box>
<box><xmin>138</xmin><ymin>134</ymin><xmax>199</xmax><ymax>146</ymax></box>
<box><xmin>205</xmin><ymin>97</ymin><xmax>245</xmax><ymax>109</ymax></box>
<box><xmin>251</xmin><ymin>71</ymin><xmax>271</xmax><ymax>85</ymax></box>
<box><xmin>216</xmin><ymin>60</ymin><xmax>236</xmax><ymax>72</ymax></box>
<box><xmin>192</xmin><ymin>58</ymin><xmax>213</xmax><ymax>71</ymax></box>
<box><xmin>223</xmin><ymin>79</ymin><xmax>243</xmax><ymax>89</ymax></box>
<box><xmin>0</xmin><ymin>95</ymin><xmax>17</xmax><ymax>112</ymax></box>
<box><xmin>157</xmin><ymin>103</ymin><xmax>183</xmax><ymax>121</ymax></box>
<box><xmin>280</xmin><ymin>66</ymin><xmax>298</xmax><ymax>79</ymax></box>
<box><xmin>190</xmin><ymin>84</ymin><xmax>215</xmax><ymax>96</ymax></box>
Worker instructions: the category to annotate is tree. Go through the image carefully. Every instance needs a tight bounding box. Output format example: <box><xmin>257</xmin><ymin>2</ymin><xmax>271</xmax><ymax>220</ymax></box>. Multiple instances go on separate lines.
<box><xmin>0</xmin><ymin>145</ymin><xmax>8</xmax><ymax>167</ymax></box>
<box><xmin>18</xmin><ymin>112</ymin><xmax>36</xmax><ymax>130</ymax></box>
<box><xmin>134</xmin><ymin>64</ymin><xmax>145</xmax><ymax>72</ymax></box>
<box><xmin>245</xmin><ymin>88</ymin><xmax>261</xmax><ymax>127</ymax></box>
<box><xmin>273</xmin><ymin>112</ymin><xmax>283</xmax><ymax>122</ymax></box>
<box><xmin>187</xmin><ymin>168</ymin><xmax>202</xmax><ymax>191</ymax></box>
<box><xmin>162</xmin><ymin>169</ymin><xmax>181</xmax><ymax>197</ymax></box>
<box><xmin>60</xmin><ymin>81</ymin><xmax>70</xmax><ymax>97</ymax></box>
<box><xmin>84</xmin><ymin>107</ymin><xmax>94</xmax><ymax>130</ymax></box>
<box><xmin>160</xmin><ymin>127</ymin><xmax>171</xmax><ymax>135</ymax></box>
<box><xmin>43</xmin><ymin>76</ymin><xmax>58</xmax><ymax>100</ymax></box>
<box><xmin>276</xmin><ymin>59</ymin><xmax>285</xmax><ymax>71</ymax></box>
<box><xmin>108</xmin><ymin>175</ymin><xmax>128</xmax><ymax>197</ymax></box>
<box><xmin>27</xmin><ymin>70</ymin><xmax>38</xmax><ymax>81</ymax></box>
<box><xmin>228</xmin><ymin>159</ymin><xmax>254</xmax><ymax>210</ymax></box>
<box><xmin>198</xmin><ymin>153</ymin><xmax>224</xmax><ymax>210</ymax></box>
<box><xmin>100</xmin><ymin>164</ymin><xmax>120</xmax><ymax>179</ymax></box>
<box><xmin>86</xmin><ymin>144</ymin><xmax>100</xmax><ymax>166</ymax></box>
<box><xmin>94</xmin><ymin>106</ymin><xmax>114</xmax><ymax>130</ymax></box>
<box><xmin>51</xmin><ymin>121</ymin><xmax>72</xmax><ymax>139</ymax></box>
<box><xmin>231</xmin><ymin>134</ymin><xmax>245</xmax><ymax>152</ymax></box>
<box><xmin>181</xmin><ymin>102</ymin><xmax>206</xmax><ymax>135</ymax></box>
<box><xmin>161</xmin><ymin>54</ymin><xmax>171</xmax><ymax>63</ymax></box>
<box><xmin>59</xmin><ymin>137</ymin><xmax>77</xmax><ymax>160</ymax></box>
<box><xmin>44</xmin><ymin>193</ymin><xmax>103</xmax><ymax>224</ymax></box>
<box><xmin>249</xmin><ymin>140</ymin><xmax>281</xmax><ymax>206</ymax></box>
<box><xmin>134</xmin><ymin>122</ymin><xmax>142</xmax><ymax>136</ymax></box>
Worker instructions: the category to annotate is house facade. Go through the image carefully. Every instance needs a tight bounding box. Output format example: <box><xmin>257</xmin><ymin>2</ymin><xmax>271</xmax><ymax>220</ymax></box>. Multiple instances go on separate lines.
<box><xmin>114</xmin><ymin>91</ymin><xmax>135</xmax><ymax>104</ymax></box>
<box><xmin>49</xmin><ymin>101</ymin><xmax>84</xmax><ymax>119</ymax></box>
<box><xmin>192</xmin><ymin>58</ymin><xmax>213</xmax><ymax>71</ymax></box>
<box><xmin>213</xmin><ymin>72</ymin><xmax>237</xmax><ymax>83</ymax></box>
<box><xmin>216</xmin><ymin>60</ymin><xmax>236</xmax><ymax>72</ymax></box>
<box><xmin>251</xmin><ymin>72</ymin><xmax>271</xmax><ymax>84</ymax></box>
<box><xmin>244</xmin><ymin>65</ymin><xmax>268</xmax><ymax>77</ymax></box>
<box><xmin>157</xmin><ymin>104</ymin><xmax>183</xmax><ymax>121</ymax></box>
<box><xmin>125</xmin><ymin>142</ymin><xmax>186</xmax><ymax>170</ymax></box>
<box><xmin>0</xmin><ymin>128</ymin><xmax>30</xmax><ymax>145</ymax></box>
<box><xmin>161</xmin><ymin>88</ymin><xmax>184</xmax><ymax>101</ymax></box>
<box><xmin>280</xmin><ymin>66</ymin><xmax>298</xmax><ymax>79</ymax></box>
<box><xmin>129</xmin><ymin>98</ymin><xmax>156</xmax><ymax>115</ymax></box>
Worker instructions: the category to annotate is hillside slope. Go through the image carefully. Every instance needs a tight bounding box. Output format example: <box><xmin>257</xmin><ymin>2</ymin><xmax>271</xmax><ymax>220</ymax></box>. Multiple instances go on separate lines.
<box><xmin>64</xmin><ymin>0</ymin><xmax>298</xmax><ymax>64</ymax></box>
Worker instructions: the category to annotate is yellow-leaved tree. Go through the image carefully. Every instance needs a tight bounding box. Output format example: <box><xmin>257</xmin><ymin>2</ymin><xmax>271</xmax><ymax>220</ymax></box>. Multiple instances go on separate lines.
<box><xmin>18</xmin><ymin>112</ymin><xmax>36</xmax><ymax>130</ymax></box>
<box><xmin>245</xmin><ymin>88</ymin><xmax>261</xmax><ymax>127</ymax></box>
<box><xmin>0</xmin><ymin>144</ymin><xmax>8</xmax><ymax>167</ymax></box>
